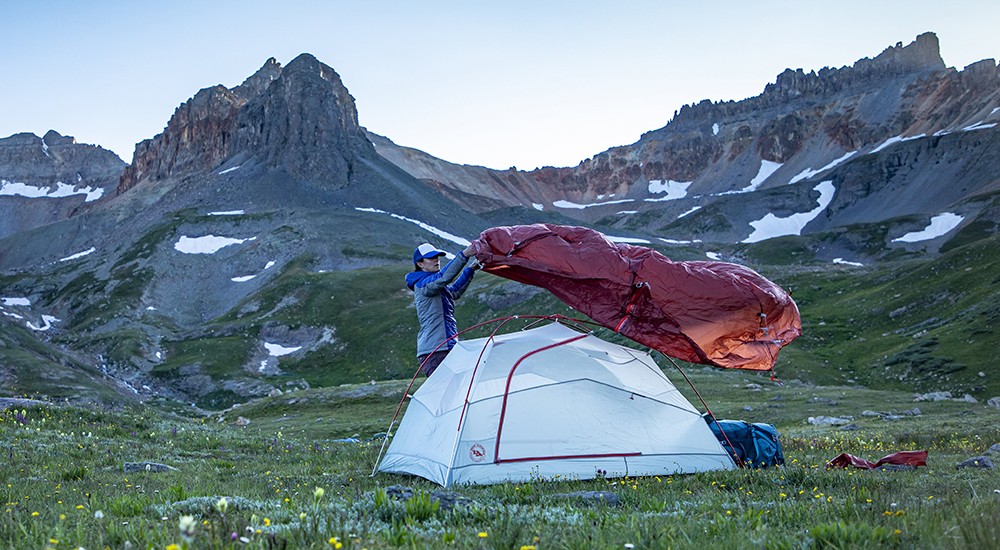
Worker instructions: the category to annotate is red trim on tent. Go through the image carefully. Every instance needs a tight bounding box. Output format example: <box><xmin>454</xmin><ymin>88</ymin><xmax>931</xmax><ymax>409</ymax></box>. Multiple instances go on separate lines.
<box><xmin>496</xmin><ymin>451</ymin><xmax>642</xmax><ymax>464</ymax></box>
<box><xmin>493</xmin><ymin>333</ymin><xmax>589</xmax><ymax>464</ymax></box>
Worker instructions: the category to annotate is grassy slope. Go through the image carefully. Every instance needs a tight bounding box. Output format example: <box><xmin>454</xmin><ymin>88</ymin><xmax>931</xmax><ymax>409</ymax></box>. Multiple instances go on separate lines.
<box><xmin>4</xmin><ymin>231</ymin><xmax>999</xmax><ymax>408</ymax></box>
<box><xmin>760</xmin><ymin>233</ymin><xmax>1000</xmax><ymax>397</ymax></box>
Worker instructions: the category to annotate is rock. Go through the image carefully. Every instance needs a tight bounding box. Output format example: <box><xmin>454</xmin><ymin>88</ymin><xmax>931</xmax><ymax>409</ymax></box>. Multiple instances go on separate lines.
<box><xmin>914</xmin><ymin>391</ymin><xmax>952</xmax><ymax>402</ymax></box>
<box><xmin>901</xmin><ymin>408</ymin><xmax>921</xmax><ymax>416</ymax></box>
<box><xmin>861</xmin><ymin>410</ymin><xmax>883</xmax><ymax>417</ymax></box>
<box><xmin>744</xmin><ymin>383</ymin><xmax>762</xmax><ymax>391</ymax></box>
<box><xmin>743</xmin><ymin>405</ymin><xmax>754</xmax><ymax>412</ymax></box>
<box><xmin>384</xmin><ymin>485</ymin><xmax>414</xmax><ymax>500</ymax></box>
<box><xmin>429</xmin><ymin>491</ymin><xmax>471</xmax><ymax>512</ymax></box>
<box><xmin>807</xmin><ymin>416</ymin><xmax>852</xmax><ymax>426</ymax></box>
<box><xmin>380</xmin><ymin>485</ymin><xmax>470</xmax><ymax>512</ymax></box>
<box><xmin>123</xmin><ymin>462</ymin><xmax>178</xmax><ymax>473</ymax></box>
<box><xmin>235</xmin><ymin>416</ymin><xmax>251</xmax><ymax>426</ymax></box>
<box><xmin>839</xmin><ymin>424</ymin><xmax>862</xmax><ymax>431</ymax></box>
<box><xmin>958</xmin><ymin>394</ymin><xmax>978</xmax><ymax>403</ymax></box>
<box><xmin>889</xmin><ymin>306</ymin><xmax>908</xmax><ymax>319</ymax></box>
<box><xmin>985</xmin><ymin>444</ymin><xmax>1000</xmax><ymax>455</ymax></box>
<box><xmin>956</xmin><ymin>456</ymin><xmax>994</xmax><ymax>470</ymax></box>
<box><xmin>986</xmin><ymin>397</ymin><xmax>1000</xmax><ymax>409</ymax></box>
<box><xmin>268</xmin><ymin>388</ymin><xmax>283</xmax><ymax>397</ymax></box>
<box><xmin>882</xmin><ymin>415</ymin><xmax>905</xmax><ymax>421</ymax></box>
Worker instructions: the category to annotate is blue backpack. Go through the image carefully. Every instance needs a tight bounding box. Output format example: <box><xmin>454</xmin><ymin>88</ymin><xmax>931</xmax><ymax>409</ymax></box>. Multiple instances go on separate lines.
<box><xmin>705</xmin><ymin>415</ymin><xmax>785</xmax><ymax>468</ymax></box>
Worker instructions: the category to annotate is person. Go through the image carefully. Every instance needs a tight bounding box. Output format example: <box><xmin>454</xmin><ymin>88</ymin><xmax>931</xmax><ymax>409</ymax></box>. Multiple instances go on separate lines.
<box><xmin>405</xmin><ymin>242</ymin><xmax>480</xmax><ymax>376</ymax></box>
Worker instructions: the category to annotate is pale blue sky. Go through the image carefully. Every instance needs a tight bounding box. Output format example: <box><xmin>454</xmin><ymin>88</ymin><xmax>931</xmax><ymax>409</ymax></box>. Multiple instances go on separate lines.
<box><xmin>2</xmin><ymin>1</ymin><xmax>998</xmax><ymax>170</ymax></box>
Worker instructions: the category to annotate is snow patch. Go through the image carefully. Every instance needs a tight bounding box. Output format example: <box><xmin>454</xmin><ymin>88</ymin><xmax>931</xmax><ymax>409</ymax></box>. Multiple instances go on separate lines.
<box><xmin>1</xmin><ymin>179</ymin><xmax>104</xmax><ymax>202</ymax></box>
<box><xmin>719</xmin><ymin>160</ymin><xmax>782</xmax><ymax>195</ymax></box>
<box><xmin>606</xmin><ymin>235</ymin><xmax>650</xmax><ymax>244</ymax></box>
<box><xmin>218</xmin><ymin>165</ymin><xmax>241</xmax><ymax>175</ymax></box>
<box><xmin>646</xmin><ymin>179</ymin><xmax>692</xmax><ymax>201</ymax></box>
<box><xmin>706</xmin><ymin>252</ymin><xmax>722</xmax><ymax>260</ymax></box>
<box><xmin>59</xmin><ymin>247</ymin><xmax>96</xmax><ymax>262</ymax></box>
<box><xmin>27</xmin><ymin>315</ymin><xmax>59</xmax><ymax>332</ymax></box>
<box><xmin>833</xmin><ymin>258</ymin><xmax>864</xmax><ymax>267</ymax></box>
<box><xmin>788</xmin><ymin>151</ymin><xmax>857</xmax><ymax>184</ymax></box>
<box><xmin>869</xmin><ymin>134</ymin><xmax>923</xmax><ymax>155</ymax></box>
<box><xmin>264</xmin><ymin>342</ymin><xmax>302</xmax><ymax>357</ymax></box>
<box><xmin>174</xmin><ymin>235</ymin><xmax>256</xmax><ymax>254</ymax></box>
<box><xmin>355</xmin><ymin>207</ymin><xmax>470</xmax><ymax>246</ymax></box>
<box><xmin>658</xmin><ymin>238</ymin><xmax>702</xmax><ymax>245</ymax></box>
<box><xmin>677</xmin><ymin>206</ymin><xmax>702</xmax><ymax>219</ymax></box>
<box><xmin>891</xmin><ymin>212</ymin><xmax>964</xmax><ymax>243</ymax></box>
<box><xmin>617</xmin><ymin>210</ymin><xmax>638</xmax><ymax>215</ymax></box>
<box><xmin>742</xmin><ymin>180</ymin><xmax>835</xmax><ymax>243</ymax></box>
<box><xmin>870</xmin><ymin>136</ymin><xmax>903</xmax><ymax>154</ymax></box>
<box><xmin>712</xmin><ymin>123</ymin><xmax>720</xmax><ymax>136</ymax></box>
<box><xmin>232</xmin><ymin>260</ymin><xmax>277</xmax><ymax>282</ymax></box>
<box><xmin>2</xmin><ymin>297</ymin><xmax>31</xmax><ymax>307</ymax></box>
<box><xmin>208</xmin><ymin>210</ymin><xmax>245</xmax><ymax>216</ymax></box>
<box><xmin>552</xmin><ymin>198</ymin><xmax>634</xmax><ymax>209</ymax></box>
<box><xmin>963</xmin><ymin>122</ymin><xmax>997</xmax><ymax>132</ymax></box>
<box><xmin>531</xmin><ymin>203</ymin><xmax>544</xmax><ymax>211</ymax></box>
<box><xmin>746</xmin><ymin>160</ymin><xmax>782</xmax><ymax>191</ymax></box>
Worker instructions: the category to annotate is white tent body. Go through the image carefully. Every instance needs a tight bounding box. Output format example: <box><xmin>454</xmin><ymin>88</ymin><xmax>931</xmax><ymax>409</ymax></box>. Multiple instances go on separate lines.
<box><xmin>378</xmin><ymin>322</ymin><xmax>735</xmax><ymax>486</ymax></box>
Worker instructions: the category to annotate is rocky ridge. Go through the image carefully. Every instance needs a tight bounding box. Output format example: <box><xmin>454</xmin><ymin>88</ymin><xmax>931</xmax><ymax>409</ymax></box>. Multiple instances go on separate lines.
<box><xmin>372</xmin><ymin>32</ymin><xmax>1000</xmax><ymax>250</ymax></box>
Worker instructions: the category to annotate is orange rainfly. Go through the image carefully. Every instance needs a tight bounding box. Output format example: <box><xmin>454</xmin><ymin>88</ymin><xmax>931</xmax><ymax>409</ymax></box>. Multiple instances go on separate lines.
<box><xmin>470</xmin><ymin>224</ymin><xmax>802</xmax><ymax>372</ymax></box>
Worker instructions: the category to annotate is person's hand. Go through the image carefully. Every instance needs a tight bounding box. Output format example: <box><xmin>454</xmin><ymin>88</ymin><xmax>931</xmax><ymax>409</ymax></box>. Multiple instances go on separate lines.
<box><xmin>467</xmin><ymin>258</ymin><xmax>482</xmax><ymax>270</ymax></box>
<box><xmin>462</xmin><ymin>243</ymin><xmax>477</xmax><ymax>258</ymax></box>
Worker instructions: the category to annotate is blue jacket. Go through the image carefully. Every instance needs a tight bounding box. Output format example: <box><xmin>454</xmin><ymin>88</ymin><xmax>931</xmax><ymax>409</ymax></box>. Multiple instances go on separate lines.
<box><xmin>405</xmin><ymin>250</ymin><xmax>475</xmax><ymax>356</ymax></box>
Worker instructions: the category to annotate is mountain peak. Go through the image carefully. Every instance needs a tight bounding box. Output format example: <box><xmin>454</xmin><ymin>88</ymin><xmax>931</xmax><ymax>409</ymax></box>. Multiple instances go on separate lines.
<box><xmin>118</xmin><ymin>53</ymin><xmax>372</xmax><ymax>194</ymax></box>
<box><xmin>234</xmin><ymin>57</ymin><xmax>282</xmax><ymax>100</ymax></box>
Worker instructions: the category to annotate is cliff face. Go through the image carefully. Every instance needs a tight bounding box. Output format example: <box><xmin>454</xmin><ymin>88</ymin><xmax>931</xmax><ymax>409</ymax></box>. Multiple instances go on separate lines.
<box><xmin>118</xmin><ymin>54</ymin><xmax>375</xmax><ymax>194</ymax></box>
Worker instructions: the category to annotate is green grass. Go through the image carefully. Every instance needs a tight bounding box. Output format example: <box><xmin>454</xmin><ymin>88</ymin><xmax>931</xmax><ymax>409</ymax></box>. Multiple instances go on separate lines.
<box><xmin>2</xmin><ymin>370</ymin><xmax>997</xmax><ymax>549</ymax></box>
<box><xmin>768</xmin><ymin>233</ymin><xmax>1000</xmax><ymax>396</ymax></box>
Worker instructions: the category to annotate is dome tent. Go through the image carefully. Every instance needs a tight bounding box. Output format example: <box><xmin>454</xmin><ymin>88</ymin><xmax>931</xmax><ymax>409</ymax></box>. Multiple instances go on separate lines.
<box><xmin>376</xmin><ymin>321</ymin><xmax>734</xmax><ymax>486</ymax></box>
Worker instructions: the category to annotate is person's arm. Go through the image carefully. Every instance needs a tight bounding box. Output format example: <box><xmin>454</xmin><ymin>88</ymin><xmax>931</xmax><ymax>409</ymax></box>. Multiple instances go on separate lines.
<box><xmin>416</xmin><ymin>246</ymin><xmax>475</xmax><ymax>294</ymax></box>
<box><xmin>446</xmin><ymin>267</ymin><xmax>475</xmax><ymax>299</ymax></box>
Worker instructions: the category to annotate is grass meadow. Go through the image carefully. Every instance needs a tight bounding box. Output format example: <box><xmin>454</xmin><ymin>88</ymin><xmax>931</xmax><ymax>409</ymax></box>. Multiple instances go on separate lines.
<box><xmin>2</xmin><ymin>369</ymin><xmax>998</xmax><ymax>549</ymax></box>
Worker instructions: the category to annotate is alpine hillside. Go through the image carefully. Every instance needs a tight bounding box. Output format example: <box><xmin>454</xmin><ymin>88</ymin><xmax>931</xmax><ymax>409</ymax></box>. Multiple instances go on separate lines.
<box><xmin>1</xmin><ymin>34</ymin><xmax>998</xmax><ymax>410</ymax></box>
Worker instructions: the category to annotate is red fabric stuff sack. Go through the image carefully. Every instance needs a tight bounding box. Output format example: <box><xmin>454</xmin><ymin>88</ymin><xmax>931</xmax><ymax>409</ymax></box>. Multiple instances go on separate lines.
<box><xmin>826</xmin><ymin>450</ymin><xmax>928</xmax><ymax>470</ymax></box>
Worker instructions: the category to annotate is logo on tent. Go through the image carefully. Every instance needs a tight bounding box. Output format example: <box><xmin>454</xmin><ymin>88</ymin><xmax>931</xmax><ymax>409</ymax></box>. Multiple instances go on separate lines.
<box><xmin>469</xmin><ymin>443</ymin><xmax>487</xmax><ymax>463</ymax></box>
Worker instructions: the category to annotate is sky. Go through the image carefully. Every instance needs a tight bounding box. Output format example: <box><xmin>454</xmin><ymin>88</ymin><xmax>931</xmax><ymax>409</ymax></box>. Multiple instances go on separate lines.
<box><xmin>2</xmin><ymin>1</ymin><xmax>999</xmax><ymax>171</ymax></box>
